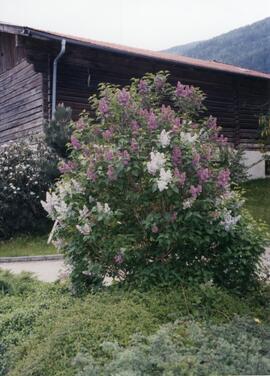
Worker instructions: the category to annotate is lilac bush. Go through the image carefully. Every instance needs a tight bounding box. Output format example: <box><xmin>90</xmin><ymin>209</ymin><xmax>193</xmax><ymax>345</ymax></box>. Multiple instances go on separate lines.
<box><xmin>42</xmin><ymin>72</ymin><xmax>267</xmax><ymax>292</ymax></box>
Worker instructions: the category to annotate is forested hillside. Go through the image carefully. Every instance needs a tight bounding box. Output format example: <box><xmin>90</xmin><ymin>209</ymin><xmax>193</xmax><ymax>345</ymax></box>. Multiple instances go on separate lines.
<box><xmin>165</xmin><ymin>17</ymin><xmax>270</xmax><ymax>73</ymax></box>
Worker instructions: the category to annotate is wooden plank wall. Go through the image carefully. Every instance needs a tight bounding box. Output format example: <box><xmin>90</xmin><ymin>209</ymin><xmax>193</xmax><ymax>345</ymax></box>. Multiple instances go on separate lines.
<box><xmin>0</xmin><ymin>35</ymin><xmax>268</xmax><ymax>146</ymax></box>
<box><xmin>0</xmin><ymin>59</ymin><xmax>44</xmax><ymax>143</ymax></box>
<box><xmin>52</xmin><ymin>44</ymin><xmax>269</xmax><ymax>147</ymax></box>
<box><xmin>0</xmin><ymin>33</ymin><xmax>25</xmax><ymax>74</ymax></box>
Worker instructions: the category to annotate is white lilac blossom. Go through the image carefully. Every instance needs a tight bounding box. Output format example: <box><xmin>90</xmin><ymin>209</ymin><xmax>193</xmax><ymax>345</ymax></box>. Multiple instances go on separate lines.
<box><xmin>52</xmin><ymin>238</ymin><xmax>66</xmax><ymax>251</ymax></box>
<box><xmin>54</xmin><ymin>201</ymin><xmax>72</xmax><ymax>222</ymax></box>
<box><xmin>180</xmin><ymin>132</ymin><xmax>198</xmax><ymax>144</ymax></box>
<box><xmin>182</xmin><ymin>198</ymin><xmax>195</xmax><ymax>209</ymax></box>
<box><xmin>96</xmin><ymin>202</ymin><xmax>111</xmax><ymax>214</ymax></box>
<box><xmin>41</xmin><ymin>191</ymin><xmax>59</xmax><ymax>220</ymax></box>
<box><xmin>159</xmin><ymin>130</ymin><xmax>171</xmax><ymax>148</ymax></box>
<box><xmin>58</xmin><ymin>179</ymin><xmax>84</xmax><ymax>199</ymax></box>
<box><xmin>147</xmin><ymin>151</ymin><xmax>166</xmax><ymax>175</ymax></box>
<box><xmin>220</xmin><ymin>210</ymin><xmax>241</xmax><ymax>232</ymax></box>
<box><xmin>79</xmin><ymin>205</ymin><xmax>90</xmax><ymax>220</ymax></box>
<box><xmin>76</xmin><ymin>223</ymin><xmax>92</xmax><ymax>235</ymax></box>
<box><xmin>157</xmin><ymin>168</ymin><xmax>172</xmax><ymax>191</ymax></box>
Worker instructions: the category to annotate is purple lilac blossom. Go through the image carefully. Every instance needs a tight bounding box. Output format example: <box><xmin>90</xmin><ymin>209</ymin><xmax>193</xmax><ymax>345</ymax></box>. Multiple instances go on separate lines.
<box><xmin>217</xmin><ymin>169</ymin><xmax>230</xmax><ymax>188</ymax></box>
<box><xmin>148</xmin><ymin>111</ymin><xmax>158</xmax><ymax>130</ymax></box>
<box><xmin>76</xmin><ymin>118</ymin><xmax>85</xmax><ymax>130</ymax></box>
<box><xmin>131</xmin><ymin>120</ymin><xmax>140</xmax><ymax>134</ymax></box>
<box><xmin>59</xmin><ymin>161</ymin><xmax>77</xmax><ymax>174</ymax></box>
<box><xmin>105</xmin><ymin>150</ymin><xmax>114</xmax><ymax>161</ymax></box>
<box><xmin>138</xmin><ymin>79</ymin><xmax>149</xmax><ymax>94</ymax></box>
<box><xmin>172</xmin><ymin>147</ymin><xmax>182</xmax><ymax>166</ymax></box>
<box><xmin>197</xmin><ymin>168</ymin><xmax>211</xmax><ymax>182</ymax></box>
<box><xmin>98</xmin><ymin>98</ymin><xmax>109</xmax><ymax>115</ymax></box>
<box><xmin>114</xmin><ymin>253</ymin><xmax>124</xmax><ymax>265</ymax></box>
<box><xmin>190</xmin><ymin>184</ymin><xmax>202</xmax><ymax>199</ymax></box>
<box><xmin>151</xmin><ymin>224</ymin><xmax>159</xmax><ymax>233</ymax></box>
<box><xmin>121</xmin><ymin>150</ymin><xmax>131</xmax><ymax>166</ymax></box>
<box><xmin>103</xmin><ymin>128</ymin><xmax>114</xmax><ymax>140</ymax></box>
<box><xmin>131</xmin><ymin>138</ymin><xmax>138</xmax><ymax>152</ymax></box>
<box><xmin>107</xmin><ymin>165</ymin><xmax>117</xmax><ymax>181</ymax></box>
<box><xmin>161</xmin><ymin>105</ymin><xmax>173</xmax><ymax>122</ymax></box>
<box><xmin>174</xmin><ymin>168</ymin><xmax>186</xmax><ymax>186</ymax></box>
<box><xmin>87</xmin><ymin>167</ymin><xmax>97</xmax><ymax>182</ymax></box>
<box><xmin>192</xmin><ymin>152</ymin><xmax>201</xmax><ymax>167</ymax></box>
<box><xmin>207</xmin><ymin>116</ymin><xmax>217</xmax><ymax>129</ymax></box>
<box><xmin>117</xmin><ymin>88</ymin><xmax>130</xmax><ymax>106</ymax></box>
<box><xmin>175</xmin><ymin>81</ymin><xmax>193</xmax><ymax>97</ymax></box>
<box><xmin>172</xmin><ymin>117</ymin><xmax>182</xmax><ymax>132</ymax></box>
<box><xmin>71</xmin><ymin>135</ymin><xmax>81</xmax><ymax>150</ymax></box>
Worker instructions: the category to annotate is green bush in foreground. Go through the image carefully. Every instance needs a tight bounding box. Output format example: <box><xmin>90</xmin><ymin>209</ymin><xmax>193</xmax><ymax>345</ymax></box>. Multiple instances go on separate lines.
<box><xmin>1</xmin><ymin>271</ymin><xmax>270</xmax><ymax>376</ymax></box>
<box><xmin>75</xmin><ymin>318</ymin><xmax>270</xmax><ymax>376</ymax></box>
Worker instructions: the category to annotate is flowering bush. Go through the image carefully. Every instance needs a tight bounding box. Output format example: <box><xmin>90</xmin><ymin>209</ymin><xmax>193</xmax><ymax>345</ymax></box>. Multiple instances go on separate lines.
<box><xmin>42</xmin><ymin>72</ymin><xmax>268</xmax><ymax>292</ymax></box>
<box><xmin>0</xmin><ymin>138</ymin><xmax>59</xmax><ymax>239</ymax></box>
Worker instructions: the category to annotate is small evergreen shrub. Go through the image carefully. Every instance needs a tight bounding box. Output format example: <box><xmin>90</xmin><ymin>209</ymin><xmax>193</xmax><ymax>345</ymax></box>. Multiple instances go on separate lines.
<box><xmin>43</xmin><ymin>103</ymin><xmax>73</xmax><ymax>159</ymax></box>
<box><xmin>0</xmin><ymin>137</ymin><xmax>59</xmax><ymax>239</ymax></box>
<box><xmin>42</xmin><ymin>72</ymin><xmax>268</xmax><ymax>292</ymax></box>
<box><xmin>74</xmin><ymin>317</ymin><xmax>270</xmax><ymax>376</ymax></box>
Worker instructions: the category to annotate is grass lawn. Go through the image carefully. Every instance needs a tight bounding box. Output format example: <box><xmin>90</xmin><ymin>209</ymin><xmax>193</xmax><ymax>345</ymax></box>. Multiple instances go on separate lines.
<box><xmin>241</xmin><ymin>178</ymin><xmax>270</xmax><ymax>230</ymax></box>
<box><xmin>0</xmin><ymin>235</ymin><xmax>56</xmax><ymax>257</ymax></box>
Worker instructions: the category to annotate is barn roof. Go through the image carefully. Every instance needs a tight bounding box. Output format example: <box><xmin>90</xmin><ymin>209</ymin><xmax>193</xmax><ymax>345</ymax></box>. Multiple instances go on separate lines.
<box><xmin>1</xmin><ymin>21</ymin><xmax>270</xmax><ymax>80</ymax></box>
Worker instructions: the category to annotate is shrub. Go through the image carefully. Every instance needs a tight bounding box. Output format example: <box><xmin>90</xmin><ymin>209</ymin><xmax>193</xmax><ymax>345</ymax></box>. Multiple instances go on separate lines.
<box><xmin>0</xmin><ymin>137</ymin><xmax>59</xmax><ymax>239</ymax></box>
<box><xmin>74</xmin><ymin>317</ymin><xmax>270</xmax><ymax>376</ymax></box>
<box><xmin>219</xmin><ymin>144</ymin><xmax>249</xmax><ymax>183</ymax></box>
<box><xmin>42</xmin><ymin>71</ymin><xmax>268</xmax><ymax>292</ymax></box>
<box><xmin>43</xmin><ymin>103</ymin><xmax>73</xmax><ymax>159</ymax></box>
<box><xmin>2</xmin><ymin>272</ymin><xmax>270</xmax><ymax>376</ymax></box>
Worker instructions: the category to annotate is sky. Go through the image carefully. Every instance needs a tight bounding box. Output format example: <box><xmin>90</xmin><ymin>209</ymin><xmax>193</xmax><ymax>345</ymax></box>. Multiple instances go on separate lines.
<box><xmin>0</xmin><ymin>0</ymin><xmax>270</xmax><ymax>50</ymax></box>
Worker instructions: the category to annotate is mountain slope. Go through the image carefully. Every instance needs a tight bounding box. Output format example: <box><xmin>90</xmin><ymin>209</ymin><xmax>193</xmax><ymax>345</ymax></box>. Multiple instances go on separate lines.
<box><xmin>165</xmin><ymin>17</ymin><xmax>270</xmax><ymax>73</ymax></box>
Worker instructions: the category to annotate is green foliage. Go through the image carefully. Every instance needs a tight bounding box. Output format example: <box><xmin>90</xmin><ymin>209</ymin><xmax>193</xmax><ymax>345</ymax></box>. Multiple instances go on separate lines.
<box><xmin>220</xmin><ymin>144</ymin><xmax>249</xmax><ymax>183</ymax></box>
<box><xmin>43</xmin><ymin>71</ymin><xmax>268</xmax><ymax>293</ymax></box>
<box><xmin>1</xmin><ymin>271</ymin><xmax>270</xmax><ymax>376</ymax></box>
<box><xmin>0</xmin><ymin>137</ymin><xmax>59</xmax><ymax>239</ymax></box>
<box><xmin>43</xmin><ymin>104</ymin><xmax>73</xmax><ymax>159</ymax></box>
<box><xmin>75</xmin><ymin>317</ymin><xmax>270</xmax><ymax>376</ymax></box>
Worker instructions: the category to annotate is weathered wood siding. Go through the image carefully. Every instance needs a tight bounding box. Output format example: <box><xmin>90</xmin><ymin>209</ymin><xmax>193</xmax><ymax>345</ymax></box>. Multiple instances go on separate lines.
<box><xmin>0</xmin><ymin>32</ymin><xmax>25</xmax><ymax>74</ymax></box>
<box><xmin>0</xmin><ymin>59</ymin><xmax>44</xmax><ymax>143</ymax></box>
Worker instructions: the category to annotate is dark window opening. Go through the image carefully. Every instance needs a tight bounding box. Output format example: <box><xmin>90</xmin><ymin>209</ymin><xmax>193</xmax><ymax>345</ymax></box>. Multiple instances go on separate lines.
<box><xmin>265</xmin><ymin>158</ymin><xmax>270</xmax><ymax>176</ymax></box>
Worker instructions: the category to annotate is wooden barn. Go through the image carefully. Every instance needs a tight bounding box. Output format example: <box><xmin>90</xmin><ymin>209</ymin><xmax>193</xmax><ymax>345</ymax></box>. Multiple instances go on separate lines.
<box><xmin>0</xmin><ymin>22</ymin><xmax>269</xmax><ymax>176</ymax></box>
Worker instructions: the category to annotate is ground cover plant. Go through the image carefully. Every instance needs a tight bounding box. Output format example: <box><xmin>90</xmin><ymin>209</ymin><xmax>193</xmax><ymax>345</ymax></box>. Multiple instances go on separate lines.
<box><xmin>0</xmin><ymin>271</ymin><xmax>270</xmax><ymax>376</ymax></box>
<box><xmin>42</xmin><ymin>71</ymin><xmax>268</xmax><ymax>293</ymax></box>
<box><xmin>0</xmin><ymin>137</ymin><xmax>59</xmax><ymax>240</ymax></box>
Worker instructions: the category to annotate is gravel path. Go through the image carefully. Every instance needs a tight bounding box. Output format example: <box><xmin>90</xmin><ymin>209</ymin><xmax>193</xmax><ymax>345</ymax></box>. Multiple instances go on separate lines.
<box><xmin>1</xmin><ymin>248</ymin><xmax>270</xmax><ymax>283</ymax></box>
<box><xmin>0</xmin><ymin>259</ymin><xmax>67</xmax><ymax>282</ymax></box>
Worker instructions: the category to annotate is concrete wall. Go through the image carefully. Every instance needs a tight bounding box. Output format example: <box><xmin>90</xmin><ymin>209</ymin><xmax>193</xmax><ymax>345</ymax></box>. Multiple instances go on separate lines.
<box><xmin>243</xmin><ymin>150</ymin><xmax>270</xmax><ymax>179</ymax></box>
